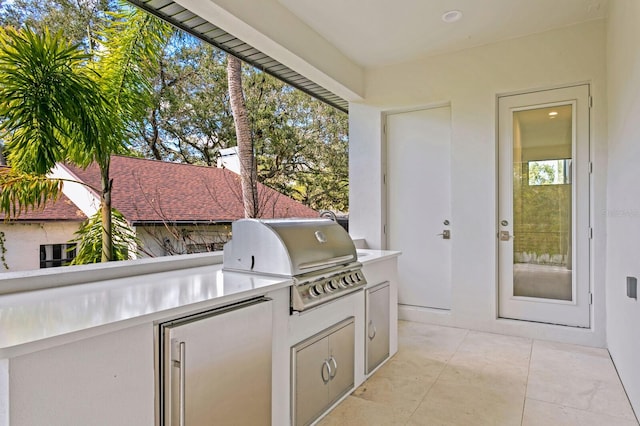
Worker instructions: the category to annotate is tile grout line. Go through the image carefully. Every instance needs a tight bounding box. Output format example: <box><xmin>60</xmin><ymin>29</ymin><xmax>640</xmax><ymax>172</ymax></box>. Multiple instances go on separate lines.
<box><xmin>525</xmin><ymin>395</ymin><xmax>640</xmax><ymax>424</ymax></box>
<box><xmin>606</xmin><ymin>348</ymin><xmax>640</xmax><ymax>425</ymax></box>
<box><xmin>526</xmin><ymin>343</ymin><xmax>638</xmax><ymax>425</ymax></box>
<box><xmin>521</xmin><ymin>338</ymin><xmax>535</xmax><ymax>426</ymax></box>
<box><xmin>403</xmin><ymin>328</ymin><xmax>471</xmax><ymax>426</ymax></box>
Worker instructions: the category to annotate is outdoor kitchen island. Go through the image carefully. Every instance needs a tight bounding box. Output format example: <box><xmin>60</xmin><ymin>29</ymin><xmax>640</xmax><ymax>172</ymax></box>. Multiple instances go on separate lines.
<box><xmin>0</xmin><ymin>248</ymin><xmax>399</xmax><ymax>426</ymax></box>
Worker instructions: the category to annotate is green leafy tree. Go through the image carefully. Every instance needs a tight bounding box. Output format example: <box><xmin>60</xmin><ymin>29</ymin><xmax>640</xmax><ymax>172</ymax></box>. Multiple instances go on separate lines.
<box><xmin>2</xmin><ymin>0</ymin><xmax>349</xmax><ymax>220</ymax></box>
<box><xmin>0</xmin><ymin>5</ymin><xmax>171</xmax><ymax>262</ymax></box>
<box><xmin>0</xmin><ymin>0</ymin><xmax>115</xmax><ymax>51</ymax></box>
<box><xmin>71</xmin><ymin>209</ymin><xmax>139</xmax><ymax>264</ymax></box>
<box><xmin>134</xmin><ymin>38</ymin><xmax>349</xmax><ymax>211</ymax></box>
<box><xmin>0</xmin><ymin>27</ymin><xmax>106</xmax><ymax>215</ymax></box>
<box><xmin>528</xmin><ymin>161</ymin><xmax>556</xmax><ymax>185</ymax></box>
<box><xmin>245</xmin><ymin>72</ymin><xmax>348</xmax><ymax>211</ymax></box>
<box><xmin>134</xmin><ymin>38</ymin><xmax>235</xmax><ymax>165</ymax></box>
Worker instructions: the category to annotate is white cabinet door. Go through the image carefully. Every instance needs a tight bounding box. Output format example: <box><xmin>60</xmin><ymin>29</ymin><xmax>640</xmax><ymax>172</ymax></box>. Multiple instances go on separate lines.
<box><xmin>161</xmin><ymin>298</ymin><xmax>272</xmax><ymax>426</ymax></box>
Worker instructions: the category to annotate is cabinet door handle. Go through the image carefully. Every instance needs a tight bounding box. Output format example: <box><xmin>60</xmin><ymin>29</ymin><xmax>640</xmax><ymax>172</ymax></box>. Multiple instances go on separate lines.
<box><xmin>179</xmin><ymin>341</ymin><xmax>186</xmax><ymax>426</ymax></box>
<box><xmin>328</xmin><ymin>356</ymin><xmax>338</xmax><ymax>379</ymax></box>
<box><xmin>368</xmin><ymin>320</ymin><xmax>377</xmax><ymax>340</ymax></box>
<box><xmin>321</xmin><ymin>360</ymin><xmax>331</xmax><ymax>384</ymax></box>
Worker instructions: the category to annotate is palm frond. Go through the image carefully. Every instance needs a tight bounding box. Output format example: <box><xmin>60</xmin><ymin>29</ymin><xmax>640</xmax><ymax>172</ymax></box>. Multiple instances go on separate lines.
<box><xmin>95</xmin><ymin>4</ymin><xmax>172</xmax><ymax>123</ymax></box>
<box><xmin>0</xmin><ymin>168</ymin><xmax>63</xmax><ymax>218</ymax></box>
<box><xmin>70</xmin><ymin>208</ymin><xmax>139</xmax><ymax>264</ymax></box>
<box><xmin>0</xmin><ymin>27</ymin><xmax>107</xmax><ymax>172</ymax></box>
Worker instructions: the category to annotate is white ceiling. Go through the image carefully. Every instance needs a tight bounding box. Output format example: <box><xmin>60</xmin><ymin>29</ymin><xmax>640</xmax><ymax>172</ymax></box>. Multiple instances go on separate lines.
<box><xmin>278</xmin><ymin>0</ymin><xmax>608</xmax><ymax>68</ymax></box>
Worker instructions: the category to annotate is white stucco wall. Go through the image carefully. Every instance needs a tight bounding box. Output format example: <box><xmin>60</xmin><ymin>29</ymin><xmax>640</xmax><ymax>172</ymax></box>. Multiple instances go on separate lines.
<box><xmin>349</xmin><ymin>104</ymin><xmax>385</xmax><ymax>248</ymax></box>
<box><xmin>605</xmin><ymin>0</ymin><xmax>640</xmax><ymax>415</ymax></box>
<box><xmin>350</xmin><ymin>20</ymin><xmax>608</xmax><ymax>347</ymax></box>
<box><xmin>0</xmin><ymin>222</ymin><xmax>80</xmax><ymax>273</ymax></box>
<box><xmin>49</xmin><ymin>164</ymin><xmax>100</xmax><ymax>218</ymax></box>
<box><xmin>136</xmin><ymin>225</ymin><xmax>231</xmax><ymax>258</ymax></box>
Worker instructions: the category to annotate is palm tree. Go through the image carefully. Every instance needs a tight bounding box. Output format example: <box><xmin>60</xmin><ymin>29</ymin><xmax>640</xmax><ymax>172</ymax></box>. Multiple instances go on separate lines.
<box><xmin>0</xmin><ymin>6</ymin><xmax>171</xmax><ymax>262</ymax></box>
<box><xmin>84</xmin><ymin>6</ymin><xmax>171</xmax><ymax>260</ymax></box>
<box><xmin>227</xmin><ymin>55</ymin><xmax>259</xmax><ymax>218</ymax></box>
<box><xmin>0</xmin><ymin>27</ymin><xmax>106</xmax><ymax>216</ymax></box>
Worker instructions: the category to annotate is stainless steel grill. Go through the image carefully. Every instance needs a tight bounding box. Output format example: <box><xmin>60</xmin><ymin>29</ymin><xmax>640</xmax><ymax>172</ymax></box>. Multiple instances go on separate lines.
<box><xmin>223</xmin><ymin>218</ymin><xmax>366</xmax><ymax>311</ymax></box>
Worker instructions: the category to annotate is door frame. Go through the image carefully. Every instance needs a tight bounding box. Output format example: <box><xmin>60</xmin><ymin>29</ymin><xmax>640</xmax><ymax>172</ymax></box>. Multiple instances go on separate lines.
<box><xmin>496</xmin><ymin>84</ymin><xmax>592</xmax><ymax>328</ymax></box>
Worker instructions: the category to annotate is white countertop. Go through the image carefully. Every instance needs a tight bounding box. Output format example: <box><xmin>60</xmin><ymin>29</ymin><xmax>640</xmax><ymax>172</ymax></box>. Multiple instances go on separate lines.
<box><xmin>0</xmin><ymin>263</ymin><xmax>291</xmax><ymax>358</ymax></box>
<box><xmin>0</xmin><ymin>250</ymin><xmax>400</xmax><ymax>358</ymax></box>
<box><xmin>357</xmin><ymin>249</ymin><xmax>401</xmax><ymax>264</ymax></box>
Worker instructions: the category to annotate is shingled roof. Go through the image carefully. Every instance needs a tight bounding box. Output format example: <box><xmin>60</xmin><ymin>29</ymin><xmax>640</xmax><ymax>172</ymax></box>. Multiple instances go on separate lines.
<box><xmin>0</xmin><ymin>165</ymin><xmax>86</xmax><ymax>221</ymax></box>
<box><xmin>1</xmin><ymin>194</ymin><xmax>87</xmax><ymax>222</ymax></box>
<box><xmin>62</xmin><ymin>155</ymin><xmax>318</xmax><ymax>224</ymax></box>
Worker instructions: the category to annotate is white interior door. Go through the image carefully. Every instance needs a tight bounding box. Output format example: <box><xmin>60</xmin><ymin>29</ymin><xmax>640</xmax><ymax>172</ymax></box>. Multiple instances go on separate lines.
<box><xmin>387</xmin><ymin>106</ymin><xmax>452</xmax><ymax>310</ymax></box>
<box><xmin>498</xmin><ymin>85</ymin><xmax>590</xmax><ymax>327</ymax></box>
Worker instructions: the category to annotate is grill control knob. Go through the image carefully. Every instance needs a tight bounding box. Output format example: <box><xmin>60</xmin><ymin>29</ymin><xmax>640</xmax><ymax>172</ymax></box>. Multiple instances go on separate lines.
<box><xmin>324</xmin><ymin>283</ymin><xmax>333</xmax><ymax>293</ymax></box>
<box><xmin>342</xmin><ymin>276</ymin><xmax>351</xmax><ymax>286</ymax></box>
<box><xmin>329</xmin><ymin>280</ymin><xmax>340</xmax><ymax>290</ymax></box>
<box><xmin>309</xmin><ymin>284</ymin><xmax>324</xmax><ymax>297</ymax></box>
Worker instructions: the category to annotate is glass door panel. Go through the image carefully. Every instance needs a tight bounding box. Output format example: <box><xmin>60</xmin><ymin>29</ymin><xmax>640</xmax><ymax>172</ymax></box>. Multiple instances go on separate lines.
<box><xmin>512</xmin><ymin>105</ymin><xmax>573</xmax><ymax>301</ymax></box>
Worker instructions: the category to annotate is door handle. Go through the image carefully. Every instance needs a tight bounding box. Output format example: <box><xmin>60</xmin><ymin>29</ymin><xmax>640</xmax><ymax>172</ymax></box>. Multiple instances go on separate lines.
<box><xmin>328</xmin><ymin>356</ymin><xmax>338</xmax><ymax>379</ymax></box>
<box><xmin>498</xmin><ymin>230</ymin><xmax>514</xmax><ymax>241</ymax></box>
<box><xmin>368</xmin><ymin>320</ymin><xmax>377</xmax><ymax>340</ymax></box>
<box><xmin>437</xmin><ymin>230</ymin><xmax>451</xmax><ymax>239</ymax></box>
<box><xmin>321</xmin><ymin>360</ymin><xmax>331</xmax><ymax>384</ymax></box>
<box><xmin>178</xmin><ymin>341</ymin><xmax>186</xmax><ymax>426</ymax></box>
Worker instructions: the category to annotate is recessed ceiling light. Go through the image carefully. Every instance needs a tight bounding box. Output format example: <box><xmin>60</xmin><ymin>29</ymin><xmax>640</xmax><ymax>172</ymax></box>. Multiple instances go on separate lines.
<box><xmin>548</xmin><ymin>111</ymin><xmax>559</xmax><ymax>117</ymax></box>
<box><xmin>442</xmin><ymin>10</ymin><xmax>463</xmax><ymax>23</ymax></box>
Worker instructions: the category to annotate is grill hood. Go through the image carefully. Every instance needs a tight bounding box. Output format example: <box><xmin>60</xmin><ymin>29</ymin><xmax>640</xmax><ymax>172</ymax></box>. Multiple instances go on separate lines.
<box><xmin>223</xmin><ymin>218</ymin><xmax>357</xmax><ymax>277</ymax></box>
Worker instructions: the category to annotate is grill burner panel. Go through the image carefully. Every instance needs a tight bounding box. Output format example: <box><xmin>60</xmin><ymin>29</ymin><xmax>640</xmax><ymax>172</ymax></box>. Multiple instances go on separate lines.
<box><xmin>292</xmin><ymin>265</ymin><xmax>366</xmax><ymax>312</ymax></box>
<box><xmin>223</xmin><ymin>218</ymin><xmax>366</xmax><ymax>312</ymax></box>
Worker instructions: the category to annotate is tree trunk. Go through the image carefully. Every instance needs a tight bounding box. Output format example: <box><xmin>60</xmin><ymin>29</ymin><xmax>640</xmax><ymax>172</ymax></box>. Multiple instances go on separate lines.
<box><xmin>100</xmin><ymin>165</ymin><xmax>113</xmax><ymax>262</ymax></box>
<box><xmin>227</xmin><ymin>55</ymin><xmax>258</xmax><ymax>218</ymax></box>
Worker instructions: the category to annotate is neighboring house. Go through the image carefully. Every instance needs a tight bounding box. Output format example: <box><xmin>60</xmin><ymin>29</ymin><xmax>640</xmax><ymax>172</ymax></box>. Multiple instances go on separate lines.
<box><xmin>0</xmin><ymin>194</ymin><xmax>86</xmax><ymax>272</ymax></box>
<box><xmin>0</xmin><ymin>155</ymin><xmax>318</xmax><ymax>271</ymax></box>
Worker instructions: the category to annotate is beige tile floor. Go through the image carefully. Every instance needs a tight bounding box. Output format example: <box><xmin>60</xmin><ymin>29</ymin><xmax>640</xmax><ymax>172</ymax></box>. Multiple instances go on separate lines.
<box><xmin>318</xmin><ymin>321</ymin><xmax>638</xmax><ymax>426</ymax></box>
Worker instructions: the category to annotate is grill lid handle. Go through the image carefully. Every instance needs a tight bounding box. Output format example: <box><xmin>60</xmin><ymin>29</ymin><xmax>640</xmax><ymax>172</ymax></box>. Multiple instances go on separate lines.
<box><xmin>298</xmin><ymin>254</ymin><xmax>355</xmax><ymax>270</ymax></box>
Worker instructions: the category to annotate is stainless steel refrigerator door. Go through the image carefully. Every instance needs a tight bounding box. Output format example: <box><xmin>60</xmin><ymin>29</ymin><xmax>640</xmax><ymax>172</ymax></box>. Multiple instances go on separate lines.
<box><xmin>162</xmin><ymin>298</ymin><xmax>272</xmax><ymax>426</ymax></box>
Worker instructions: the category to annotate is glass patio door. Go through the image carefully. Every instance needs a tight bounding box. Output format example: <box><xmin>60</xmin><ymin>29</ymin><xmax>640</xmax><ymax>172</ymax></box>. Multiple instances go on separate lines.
<box><xmin>498</xmin><ymin>85</ymin><xmax>590</xmax><ymax>327</ymax></box>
